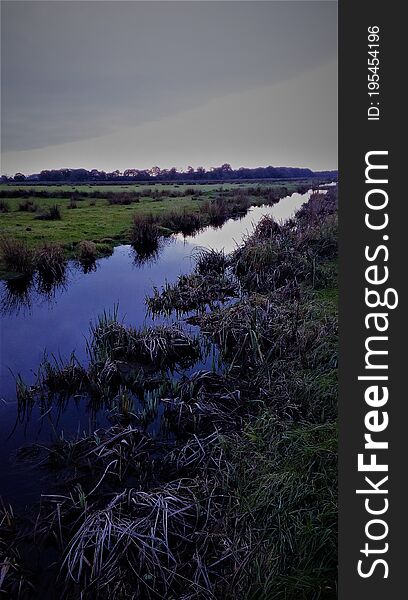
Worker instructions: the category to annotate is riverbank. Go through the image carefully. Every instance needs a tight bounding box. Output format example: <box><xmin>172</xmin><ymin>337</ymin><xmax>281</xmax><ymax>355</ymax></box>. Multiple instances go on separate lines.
<box><xmin>0</xmin><ymin>180</ymin><xmax>326</xmax><ymax>279</ymax></box>
<box><xmin>0</xmin><ymin>187</ymin><xmax>338</xmax><ymax>599</ymax></box>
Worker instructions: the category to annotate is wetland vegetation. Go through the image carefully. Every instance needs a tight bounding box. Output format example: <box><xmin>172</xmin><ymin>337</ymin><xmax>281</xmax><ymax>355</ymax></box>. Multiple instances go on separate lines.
<box><xmin>0</xmin><ymin>184</ymin><xmax>338</xmax><ymax>599</ymax></box>
<box><xmin>0</xmin><ymin>179</ymin><xmax>325</xmax><ymax>279</ymax></box>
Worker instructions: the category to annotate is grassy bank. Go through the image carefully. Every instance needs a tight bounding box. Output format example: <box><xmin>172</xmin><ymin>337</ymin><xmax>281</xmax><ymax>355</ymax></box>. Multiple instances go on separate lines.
<box><xmin>1</xmin><ymin>188</ymin><xmax>338</xmax><ymax>599</ymax></box>
<box><xmin>0</xmin><ymin>180</ymin><xmax>317</xmax><ymax>279</ymax></box>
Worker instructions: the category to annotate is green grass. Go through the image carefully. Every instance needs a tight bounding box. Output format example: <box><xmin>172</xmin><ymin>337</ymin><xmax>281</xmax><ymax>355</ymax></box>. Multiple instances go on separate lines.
<box><xmin>0</xmin><ymin>180</ymin><xmax>308</xmax><ymax>195</ymax></box>
<box><xmin>0</xmin><ymin>195</ymin><xmax>202</xmax><ymax>248</ymax></box>
<box><xmin>0</xmin><ymin>180</ymin><xmax>315</xmax><ymax>279</ymax></box>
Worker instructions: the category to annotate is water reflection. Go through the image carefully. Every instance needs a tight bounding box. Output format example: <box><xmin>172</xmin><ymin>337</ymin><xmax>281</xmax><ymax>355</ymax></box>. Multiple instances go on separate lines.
<box><xmin>0</xmin><ymin>189</ymin><xmax>315</xmax><ymax>506</ymax></box>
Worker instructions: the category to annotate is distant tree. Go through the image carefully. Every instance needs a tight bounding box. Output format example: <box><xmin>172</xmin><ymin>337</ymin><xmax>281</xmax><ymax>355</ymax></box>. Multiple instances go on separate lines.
<box><xmin>150</xmin><ymin>166</ymin><xmax>161</xmax><ymax>178</ymax></box>
<box><xmin>168</xmin><ymin>167</ymin><xmax>177</xmax><ymax>180</ymax></box>
<box><xmin>124</xmin><ymin>169</ymin><xmax>139</xmax><ymax>178</ymax></box>
<box><xmin>14</xmin><ymin>172</ymin><xmax>26</xmax><ymax>182</ymax></box>
<box><xmin>107</xmin><ymin>170</ymin><xmax>121</xmax><ymax>180</ymax></box>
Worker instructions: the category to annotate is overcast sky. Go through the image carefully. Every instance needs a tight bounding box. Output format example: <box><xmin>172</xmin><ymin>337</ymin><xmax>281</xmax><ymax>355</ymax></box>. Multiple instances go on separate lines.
<box><xmin>1</xmin><ymin>1</ymin><xmax>337</xmax><ymax>175</ymax></box>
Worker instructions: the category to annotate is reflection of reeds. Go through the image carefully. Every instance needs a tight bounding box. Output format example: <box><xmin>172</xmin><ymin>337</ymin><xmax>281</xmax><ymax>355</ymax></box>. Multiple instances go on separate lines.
<box><xmin>0</xmin><ymin>274</ymin><xmax>34</xmax><ymax>314</ymax></box>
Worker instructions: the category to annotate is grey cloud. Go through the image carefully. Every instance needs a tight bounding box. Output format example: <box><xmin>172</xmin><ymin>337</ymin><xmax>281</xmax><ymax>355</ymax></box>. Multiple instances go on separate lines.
<box><xmin>2</xmin><ymin>1</ymin><xmax>337</xmax><ymax>157</ymax></box>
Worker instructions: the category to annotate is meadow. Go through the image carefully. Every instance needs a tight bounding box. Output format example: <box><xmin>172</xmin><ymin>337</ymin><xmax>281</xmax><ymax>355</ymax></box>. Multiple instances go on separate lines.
<box><xmin>0</xmin><ymin>179</ymin><xmax>316</xmax><ymax>278</ymax></box>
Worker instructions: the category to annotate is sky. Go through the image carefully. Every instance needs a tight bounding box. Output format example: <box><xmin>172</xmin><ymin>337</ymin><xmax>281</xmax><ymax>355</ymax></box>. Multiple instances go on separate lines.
<box><xmin>1</xmin><ymin>1</ymin><xmax>337</xmax><ymax>175</ymax></box>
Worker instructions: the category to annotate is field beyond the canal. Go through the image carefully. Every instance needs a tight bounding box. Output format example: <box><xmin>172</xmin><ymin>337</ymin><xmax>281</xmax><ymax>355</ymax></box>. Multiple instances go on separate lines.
<box><xmin>0</xmin><ymin>180</ymin><xmax>313</xmax><ymax>248</ymax></box>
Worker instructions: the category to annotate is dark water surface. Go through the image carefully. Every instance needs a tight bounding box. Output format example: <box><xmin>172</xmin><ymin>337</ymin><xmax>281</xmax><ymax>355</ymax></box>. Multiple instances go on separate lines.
<box><xmin>0</xmin><ymin>190</ymin><xmax>313</xmax><ymax>506</ymax></box>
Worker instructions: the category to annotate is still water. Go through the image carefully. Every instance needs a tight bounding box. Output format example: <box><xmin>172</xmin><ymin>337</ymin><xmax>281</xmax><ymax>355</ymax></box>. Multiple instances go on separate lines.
<box><xmin>0</xmin><ymin>190</ymin><xmax>313</xmax><ymax>506</ymax></box>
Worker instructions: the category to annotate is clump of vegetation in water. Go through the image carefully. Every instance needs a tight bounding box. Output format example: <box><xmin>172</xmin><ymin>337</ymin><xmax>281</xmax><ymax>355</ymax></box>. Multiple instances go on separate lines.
<box><xmin>159</xmin><ymin>209</ymin><xmax>204</xmax><ymax>236</ymax></box>
<box><xmin>147</xmin><ymin>248</ymin><xmax>237</xmax><ymax>315</ymax></box>
<box><xmin>130</xmin><ymin>213</ymin><xmax>161</xmax><ymax>253</ymax></box>
<box><xmin>5</xmin><ymin>186</ymin><xmax>338</xmax><ymax>600</ymax></box>
<box><xmin>76</xmin><ymin>240</ymin><xmax>97</xmax><ymax>263</ymax></box>
<box><xmin>34</xmin><ymin>243</ymin><xmax>67</xmax><ymax>286</ymax></box>
<box><xmin>0</xmin><ymin>237</ymin><xmax>35</xmax><ymax>275</ymax></box>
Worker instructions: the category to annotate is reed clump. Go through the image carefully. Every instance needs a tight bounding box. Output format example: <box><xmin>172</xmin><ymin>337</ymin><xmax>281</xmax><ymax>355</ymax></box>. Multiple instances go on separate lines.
<box><xmin>18</xmin><ymin>198</ymin><xmax>38</xmax><ymax>212</ymax></box>
<box><xmin>0</xmin><ymin>237</ymin><xmax>35</xmax><ymax>275</ymax></box>
<box><xmin>34</xmin><ymin>243</ymin><xmax>67</xmax><ymax>280</ymax></box>
<box><xmin>0</xmin><ymin>199</ymin><xmax>10</xmax><ymax>213</ymax></box>
<box><xmin>147</xmin><ymin>248</ymin><xmax>236</xmax><ymax>315</ymax></box>
<box><xmin>76</xmin><ymin>240</ymin><xmax>97</xmax><ymax>262</ymax></box>
<box><xmin>35</xmin><ymin>204</ymin><xmax>62</xmax><ymax>221</ymax></box>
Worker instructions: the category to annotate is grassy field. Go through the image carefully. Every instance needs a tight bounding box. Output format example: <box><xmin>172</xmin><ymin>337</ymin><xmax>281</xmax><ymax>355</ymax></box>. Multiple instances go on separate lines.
<box><xmin>0</xmin><ymin>180</ymin><xmax>316</xmax><ymax>278</ymax></box>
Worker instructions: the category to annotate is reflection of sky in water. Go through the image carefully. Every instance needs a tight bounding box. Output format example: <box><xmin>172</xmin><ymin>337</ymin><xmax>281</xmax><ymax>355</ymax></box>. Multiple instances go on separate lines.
<box><xmin>178</xmin><ymin>190</ymin><xmax>313</xmax><ymax>253</ymax></box>
<box><xmin>0</xmin><ymin>189</ymin><xmax>314</xmax><ymax>506</ymax></box>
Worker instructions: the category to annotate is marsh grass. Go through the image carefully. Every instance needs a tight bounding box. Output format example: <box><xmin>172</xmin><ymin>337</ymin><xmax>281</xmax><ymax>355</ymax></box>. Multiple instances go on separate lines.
<box><xmin>88</xmin><ymin>310</ymin><xmax>200</xmax><ymax>371</ymax></box>
<box><xmin>0</xmin><ymin>500</ymin><xmax>36</xmax><ymax>599</ymax></box>
<box><xmin>8</xmin><ymin>186</ymin><xmax>338</xmax><ymax>600</ymax></box>
<box><xmin>130</xmin><ymin>213</ymin><xmax>161</xmax><ymax>254</ymax></box>
<box><xmin>35</xmin><ymin>204</ymin><xmax>62</xmax><ymax>221</ymax></box>
<box><xmin>159</xmin><ymin>209</ymin><xmax>204</xmax><ymax>235</ymax></box>
<box><xmin>35</xmin><ymin>243</ymin><xmax>67</xmax><ymax>279</ymax></box>
<box><xmin>0</xmin><ymin>199</ymin><xmax>10</xmax><ymax>213</ymax></box>
<box><xmin>107</xmin><ymin>192</ymin><xmax>140</xmax><ymax>205</ymax></box>
<box><xmin>0</xmin><ymin>238</ymin><xmax>34</xmax><ymax>275</ymax></box>
<box><xmin>147</xmin><ymin>248</ymin><xmax>236</xmax><ymax>316</ymax></box>
<box><xmin>18</xmin><ymin>199</ymin><xmax>37</xmax><ymax>212</ymax></box>
<box><xmin>76</xmin><ymin>240</ymin><xmax>97</xmax><ymax>262</ymax></box>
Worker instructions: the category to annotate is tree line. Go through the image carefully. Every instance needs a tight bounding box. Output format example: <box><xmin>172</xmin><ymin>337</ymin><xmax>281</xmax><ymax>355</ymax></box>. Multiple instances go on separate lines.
<box><xmin>2</xmin><ymin>163</ymin><xmax>337</xmax><ymax>184</ymax></box>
